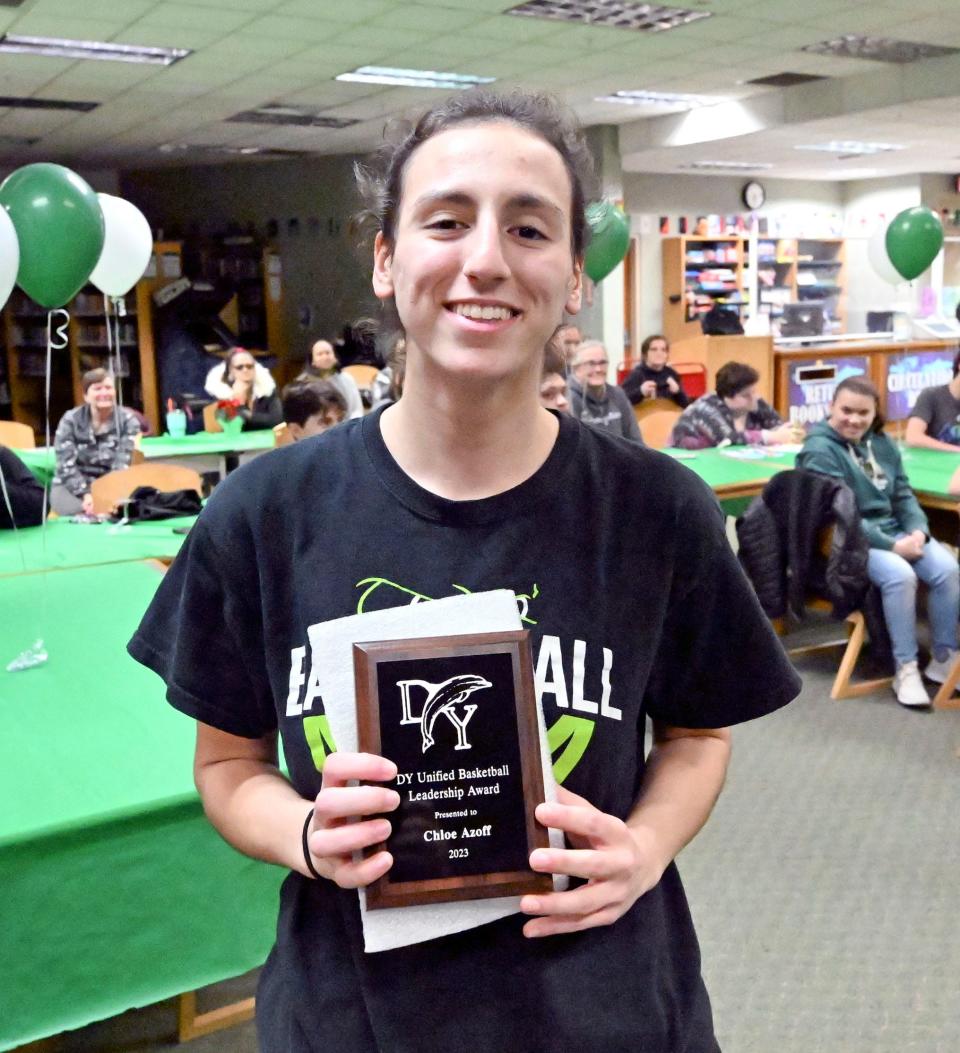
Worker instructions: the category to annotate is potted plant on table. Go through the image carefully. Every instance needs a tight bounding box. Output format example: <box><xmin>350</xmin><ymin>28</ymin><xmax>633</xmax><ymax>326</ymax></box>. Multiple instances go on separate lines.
<box><xmin>216</xmin><ymin>398</ymin><xmax>245</xmax><ymax>436</ymax></box>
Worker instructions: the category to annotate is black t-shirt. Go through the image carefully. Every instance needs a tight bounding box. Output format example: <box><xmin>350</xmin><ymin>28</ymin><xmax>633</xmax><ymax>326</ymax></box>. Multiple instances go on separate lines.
<box><xmin>129</xmin><ymin>408</ymin><xmax>799</xmax><ymax>1053</ymax></box>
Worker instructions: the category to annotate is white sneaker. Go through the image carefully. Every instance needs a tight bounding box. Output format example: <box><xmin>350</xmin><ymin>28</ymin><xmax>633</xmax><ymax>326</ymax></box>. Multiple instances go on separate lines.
<box><xmin>923</xmin><ymin>650</ymin><xmax>960</xmax><ymax>685</ymax></box>
<box><xmin>893</xmin><ymin>662</ymin><xmax>931</xmax><ymax>708</ymax></box>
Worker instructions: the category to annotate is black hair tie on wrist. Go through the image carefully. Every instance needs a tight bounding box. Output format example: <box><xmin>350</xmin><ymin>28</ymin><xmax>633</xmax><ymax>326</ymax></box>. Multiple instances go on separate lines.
<box><xmin>302</xmin><ymin>809</ymin><xmax>322</xmax><ymax>880</ymax></box>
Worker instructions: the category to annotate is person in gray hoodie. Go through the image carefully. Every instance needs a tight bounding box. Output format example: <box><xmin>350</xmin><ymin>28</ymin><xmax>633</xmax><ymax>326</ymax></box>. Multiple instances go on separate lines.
<box><xmin>568</xmin><ymin>340</ymin><xmax>643</xmax><ymax>443</ymax></box>
<box><xmin>797</xmin><ymin>375</ymin><xmax>959</xmax><ymax>708</ymax></box>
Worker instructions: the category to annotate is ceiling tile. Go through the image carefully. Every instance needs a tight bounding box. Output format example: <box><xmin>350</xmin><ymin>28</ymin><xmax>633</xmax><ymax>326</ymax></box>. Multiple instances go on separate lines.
<box><xmin>466</xmin><ymin>14</ymin><xmax>570</xmax><ymax>44</ymax></box>
<box><xmin>369</xmin><ymin>5</ymin><xmax>483</xmax><ymax>34</ymax></box>
<box><xmin>329</xmin><ymin>24</ymin><xmax>426</xmax><ymax>54</ymax></box>
<box><xmin>3</xmin><ymin>15</ymin><xmax>134</xmax><ymax>39</ymax></box>
<box><xmin>134</xmin><ymin>3</ymin><xmax>259</xmax><ymax>33</ymax></box>
<box><xmin>275</xmin><ymin>0</ymin><xmax>395</xmax><ymax>20</ymax></box>
<box><xmin>9</xmin><ymin>0</ymin><xmax>153</xmax><ymax>18</ymax></box>
<box><xmin>240</xmin><ymin>15</ymin><xmax>344</xmax><ymax>43</ymax></box>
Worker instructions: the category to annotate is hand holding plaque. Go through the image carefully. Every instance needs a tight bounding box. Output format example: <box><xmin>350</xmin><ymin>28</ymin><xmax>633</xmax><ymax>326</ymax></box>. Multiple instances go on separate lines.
<box><xmin>354</xmin><ymin>630</ymin><xmax>552</xmax><ymax>909</ymax></box>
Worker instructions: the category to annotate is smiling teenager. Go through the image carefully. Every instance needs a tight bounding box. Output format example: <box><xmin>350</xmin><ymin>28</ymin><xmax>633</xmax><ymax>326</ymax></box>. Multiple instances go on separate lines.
<box><xmin>129</xmin><ymin>91</ymin><xmax>800</xmax><ymax>1053</ymax></box>
<box><xmin>798</xmin><ymin>376</ymin><xmax>960</xmax><ymax>708</ymax></box>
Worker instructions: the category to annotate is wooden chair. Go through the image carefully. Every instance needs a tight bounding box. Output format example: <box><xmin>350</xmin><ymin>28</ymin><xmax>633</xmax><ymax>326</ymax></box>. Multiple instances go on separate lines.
<box><xmin>0</xmin><ymin>420</ymin><xmax>36</xmax><ymax>449</ymax></box>
<box><xmin>202</xmin><ymin>402</ymin><xmax>223</xmax><ymax>433</ymax></box>
<box><xmin>635</xmin><ymin>402</ymin><xmax>682</xmax><ymax>449</ymax></box>
<box><xmin>90</xmin><ymin>464</ymin><xmax>202</xmax><ymax>515</ymax></box>
<box><xmin>341</xmin><ymin>364</ymin><xmax>378</xmax><ymax>389</ymax></box>
<box><xmin>772</xmin><ymin>526</ymin><xmax>892</xmax><ymax>701</ymax></box>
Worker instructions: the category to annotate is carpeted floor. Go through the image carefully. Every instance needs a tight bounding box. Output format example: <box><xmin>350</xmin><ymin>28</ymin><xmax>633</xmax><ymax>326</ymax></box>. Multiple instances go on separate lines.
<box><xmin>32</xmin><ymin>650</ymin><xmax>960</xmax><ymax>1053</ymax></box>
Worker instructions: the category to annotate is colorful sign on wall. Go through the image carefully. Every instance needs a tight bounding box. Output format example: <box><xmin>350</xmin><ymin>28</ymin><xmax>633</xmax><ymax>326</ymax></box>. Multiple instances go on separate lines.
<box><xmin>787</xmin><ymin>357</ymin><xmax>869</xmax><ymax>426</ymax></box>
<box><xmin>885</xmin><ymin>350</ymin><xmax>955</xmax><ymax>420</ymax></box>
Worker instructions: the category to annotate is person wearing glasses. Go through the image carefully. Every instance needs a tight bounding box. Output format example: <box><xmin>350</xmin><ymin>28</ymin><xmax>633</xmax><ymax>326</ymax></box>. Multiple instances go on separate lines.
<box><xmin>568</xmin><ymin>339</ymin><xmax>643</xmax><ymax>442</ymax></box>
<box><xmin>204</xmin><ymin>347</ymin><xmax>282</xmax><ymax>431</ymax></box>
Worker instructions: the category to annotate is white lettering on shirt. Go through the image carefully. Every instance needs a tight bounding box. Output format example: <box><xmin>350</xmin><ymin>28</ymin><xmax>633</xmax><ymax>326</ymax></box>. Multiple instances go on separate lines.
<box><xmin>534</xmin><ymin>634</ymin><xmax>569</xmax><ymax>709</ymax></box>
<box><xmin>286</xmin><ymin>645</ymin><xmax>306</xmax><ymax>716</ymax></box>
<box><xmin>571</xmin><ymin>638</ymin><xmax>599</xmax><ymax>714</ymax></box>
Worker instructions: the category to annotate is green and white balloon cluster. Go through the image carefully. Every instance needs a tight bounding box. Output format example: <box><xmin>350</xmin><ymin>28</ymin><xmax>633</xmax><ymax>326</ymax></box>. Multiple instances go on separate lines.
<box><xmin>867</xmin><ymin>206</ymin><xmax>944</xmax><ymax>285</ymax></box>
<box><xmin>0</xmin><ymin>162</ymin><xmax>153</xmax><ymax>311</ymax></box>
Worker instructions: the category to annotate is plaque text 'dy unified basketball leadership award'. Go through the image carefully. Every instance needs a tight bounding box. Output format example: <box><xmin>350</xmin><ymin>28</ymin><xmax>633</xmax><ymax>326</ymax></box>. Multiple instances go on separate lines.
<box><xmin>354</xmin><ymin>630</ymin><xmax>552</xmax><ymax>910</ymax></box>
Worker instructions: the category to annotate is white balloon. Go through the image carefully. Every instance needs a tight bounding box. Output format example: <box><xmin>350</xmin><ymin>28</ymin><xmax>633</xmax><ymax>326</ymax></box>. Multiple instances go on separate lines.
<box><xmin>0</xmin><ymin>206</ymin><xmax>20</xmax><ymax>311</ymax></box>
<box><xmin>867</xmin><ymin>222</ymin><xmax>902</xmax><ymax>285</ymax></box>
<box><xmin>89</xmin><ymin>193</ymin><xmax>153</xmax><ymax>298</ymax></box>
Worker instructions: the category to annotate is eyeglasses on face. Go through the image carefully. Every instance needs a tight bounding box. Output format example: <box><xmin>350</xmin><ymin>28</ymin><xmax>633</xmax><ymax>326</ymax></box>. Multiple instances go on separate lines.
<box><xmin>233</xmin><ymin>362</ymin><xmax>255</xmax><ymax>370</ymax></box>
<box><xmin>581</xmin><ymin>359</ymin><xmax>608</xmax><ymax>368</ymax></box>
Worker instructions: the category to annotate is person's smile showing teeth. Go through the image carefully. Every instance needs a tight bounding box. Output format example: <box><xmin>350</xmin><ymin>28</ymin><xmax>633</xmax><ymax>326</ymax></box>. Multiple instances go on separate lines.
<box><xmin>446</xmin><ymin>300</ymin><xmax>521</xmax><ymax>326</ymax></box>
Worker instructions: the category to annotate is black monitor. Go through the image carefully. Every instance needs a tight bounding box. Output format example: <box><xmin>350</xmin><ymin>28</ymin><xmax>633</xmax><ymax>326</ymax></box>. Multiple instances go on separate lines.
<box><xmin>867</xmin><ymin>310</ymin><xmax>894</xmax><ymax>334</ymax></box>
<box><xmin>780</xmin><ymin>302</ymin><xmax>825</xmax><ymax>338</ymax></box>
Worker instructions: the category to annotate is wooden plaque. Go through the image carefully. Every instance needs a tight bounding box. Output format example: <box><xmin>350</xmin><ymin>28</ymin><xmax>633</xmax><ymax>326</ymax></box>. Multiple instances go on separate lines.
<box><xmin>354</xmin><ymin>630</ymin><xmax>552</xmax><ymax>910</ymax></box>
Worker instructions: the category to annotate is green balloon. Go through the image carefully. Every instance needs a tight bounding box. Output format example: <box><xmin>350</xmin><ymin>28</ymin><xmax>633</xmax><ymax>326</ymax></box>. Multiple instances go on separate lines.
<box><xmin>0</xmin><ymin>163</ymin><xmax>104</xmax><ymax>309</ymax></box>
<box><xmin>584</xmin><ymin>202</ymin><xmax>630</xmax><ymax>283</ymax></box>
<box><xmin>885</xmin><ymin>206</ymin><xmax>943</xmax><ymax>282</ymax></box>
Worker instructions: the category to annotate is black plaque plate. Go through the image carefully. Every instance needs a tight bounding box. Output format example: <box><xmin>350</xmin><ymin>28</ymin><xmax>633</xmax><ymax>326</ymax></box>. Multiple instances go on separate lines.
<box><xmin>354</xmin><ymin>630</ymin><xmax>552</xmax><ymax>909</ymax></box>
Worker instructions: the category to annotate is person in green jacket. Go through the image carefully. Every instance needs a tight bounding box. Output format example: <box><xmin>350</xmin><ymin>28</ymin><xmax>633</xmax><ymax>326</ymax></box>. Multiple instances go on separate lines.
<box><xmin>797</xmin><ymin>375</ymin><xmax>959</xmax><ymax>708</ymax></box>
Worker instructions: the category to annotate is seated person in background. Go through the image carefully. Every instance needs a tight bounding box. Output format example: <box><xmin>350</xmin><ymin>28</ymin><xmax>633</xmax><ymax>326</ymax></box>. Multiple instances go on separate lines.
<box><xmin>299</xmin><ymin>338</ymin><xmax>364</xmax><ymax>419</ymax></box>
<box><xmin>539</xmin><ymin>337</ymin><xmax>569</xmax><ymax>413</ymax></box>
<box><xmin>51</xmin><ymin>368</ymin><xmax>140</xmax><ymax>516</ymax></box>
<box><xmin>555</xmin><ymin>322</ymin><xmax>582</xmax><ymax>371</ymax></box>
<box><xmin>670</xmin><ymin>361</ymin><xmax>800</xmax><ymax>449</ymax></box>
<box><xmin>371</xmin><ymin>336</ymin><xmax>407</xmax><ymax>411</ymax></box>
<box><xmin>904</xmin><ymin>349</ymin><xmax>960</xmax><ymax>450</ymax></box>
<box><xmin>797</xmin><ymin>375</ymin><xmax>959</xmax><ymax>709</ymax></box>
<box><xmin>281</xmin><ymin>380</ymin><xmax>347</xmax><ymax>441</ymax></box>
<box><xmin>0</xmin><ymin>444</ymin><xmax>45</xmax><ymax>528</ymax></box>
<box><xmin>205</xmin><ymin>347</ymin><xmax>282</xmax><ymax>431</ymax></box>
<box><xmin>569</xmin><ymin>340</ymin><xmax>644</xmax><ymax>442</ymax></box>
<box><xmin>621</xmin><ymin>334</ymin><xmax>689</xmax><ymax>408</ymax></box>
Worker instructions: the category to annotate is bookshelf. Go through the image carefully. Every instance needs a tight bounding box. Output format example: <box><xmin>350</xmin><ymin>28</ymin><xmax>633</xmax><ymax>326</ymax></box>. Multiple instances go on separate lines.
<box><xmin>3</xmin><ymin>242</ymin><xmax>182</xmax><ymax>440</ymax></box>
<box><xmin>661</xmin><ymin>236</ymin><xmax>750</xmax><ymax>343</ymax></box>
<box><xmin>186</xmin><ymin>235</ymin><xmax>285</xmax><ymax>357</ymax></box>
<box><xmin>757</xmin><ymin>238</ymin><xmax>846</xmax><ymax>335</ymax></box>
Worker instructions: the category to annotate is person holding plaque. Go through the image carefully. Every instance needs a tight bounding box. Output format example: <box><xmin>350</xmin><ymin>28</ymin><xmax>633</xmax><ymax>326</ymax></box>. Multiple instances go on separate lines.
<box><xmin>130</xmin><ymin>90</ymin><xmax>800</xmax><ymax>1052</ymax></box>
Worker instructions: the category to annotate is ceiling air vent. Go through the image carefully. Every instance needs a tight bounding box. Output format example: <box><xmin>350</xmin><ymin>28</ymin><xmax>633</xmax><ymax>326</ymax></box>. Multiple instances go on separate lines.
<box><xmin>227</xmin><ymin>105</ymin><xmax>358</xmax><ymax>129</ymax></box>
<box><xmin>507</xmin><ymin>1</ymin><xmax>711</xmax><ymax>32</ymax></box>
<box><xmin>747</xmin><ymin>72</ymin><xmax>828</xmax><ymax>87</ymax></box>
<box><xmin>0</xmin><ymin>95</ymin><xmax>98</xmax><ymax>112</ymax></box>
<box><xmin>802</xmin><ymin>35</ymin><xmax>959</xmax><ymax>64</ymax></box>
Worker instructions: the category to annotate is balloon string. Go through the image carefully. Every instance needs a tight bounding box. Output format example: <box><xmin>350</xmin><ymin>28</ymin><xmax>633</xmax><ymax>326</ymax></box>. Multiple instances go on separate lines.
<box><xmin>104</xmin><ymin>296</ymin><xmax>122</xmax><ymax>466</ymax></box>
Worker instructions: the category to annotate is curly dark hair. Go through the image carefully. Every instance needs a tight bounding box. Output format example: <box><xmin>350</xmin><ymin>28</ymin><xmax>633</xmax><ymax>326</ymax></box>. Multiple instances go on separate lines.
<box><xmin>354</xmin><ymin>89</ymin><xmax>596</xmax><ymax>260</ymax></box>
<box><xmin>715</xmin><ymin>361</ymin><xmax>759</xmax><ymax>399</ymax></box>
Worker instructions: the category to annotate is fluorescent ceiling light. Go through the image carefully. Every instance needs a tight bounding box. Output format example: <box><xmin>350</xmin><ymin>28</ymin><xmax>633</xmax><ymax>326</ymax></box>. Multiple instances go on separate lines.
<box><xmin>0</xmin><ymin>34</ymin><xmax>190</xmax><ymax>65</ymax></box>
<box><xmin>684</xmin><ymin>160</ymin><xmax>774</xmax><ymax>171</ymax></box>
<box><xmin>795</xmin><ymin>141</ymin><xmax>905</xmax><ymax>156</ymax></box>
<box><xmin>336</xmin><ymin>66</ymin><xmax>494</xmax><ymax>89</ymax></box>
<box><xmin>596</xmin><ymin>90</ymin><xmax>720</xmax><ymax>107</ymax></box>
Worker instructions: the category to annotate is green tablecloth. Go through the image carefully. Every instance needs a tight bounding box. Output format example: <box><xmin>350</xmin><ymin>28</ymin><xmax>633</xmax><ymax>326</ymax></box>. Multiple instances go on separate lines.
<box><xmin>899</xmin><ymin>446</ymin><xmax>960</xmax><ymax>502</ymax></box>
<box><xmin>141</xmin><ymin>429</ymin><xmax>276</xmax><ymax>458</ymax></box>
<box><xmin>0</xmin><ymin>563</ymin><xmax>283</xmax><ymax>1050</ymax></box>
<box><xmin>16</xmin><ymin>447</ymin><xmax>54</xmax><ymax>487</ymax></box>
<box><xmin>16</xmin><ymin>429</ymin><xmax>276</xmax><ymax>487</ymax></box>
<box><xmin>0</xmin><ymin>515</ymin><xmax>195</xmax><ymax>577</ymax></box>
<box><xmin>663</xmin><ymin>447</ymin><xmax>793</xmax><ymax>515</ymax></box>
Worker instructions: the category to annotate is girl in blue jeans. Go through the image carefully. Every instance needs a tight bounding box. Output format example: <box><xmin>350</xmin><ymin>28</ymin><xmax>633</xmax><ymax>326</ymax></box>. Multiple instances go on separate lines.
<box><xmin>798</xmin><ymin>375</ymin><xmax>960</xmax><ymax>707</ymax></box>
